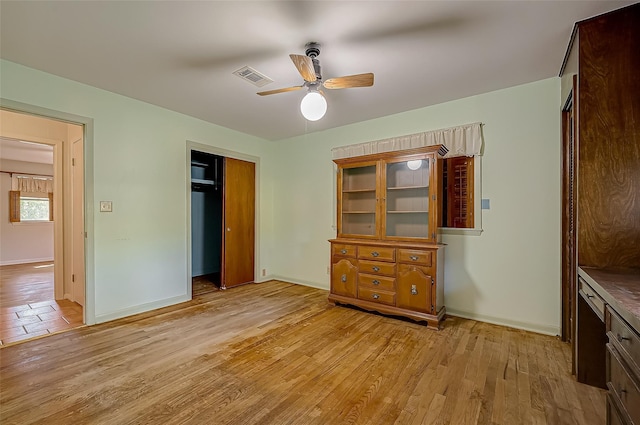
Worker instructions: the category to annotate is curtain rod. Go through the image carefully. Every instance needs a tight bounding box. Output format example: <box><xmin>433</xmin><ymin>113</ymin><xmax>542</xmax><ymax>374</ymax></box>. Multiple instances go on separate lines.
<box><xmin>0</xmin><ymin>170</ymin><xmax>53</xmax><ymax>178</ymax></box>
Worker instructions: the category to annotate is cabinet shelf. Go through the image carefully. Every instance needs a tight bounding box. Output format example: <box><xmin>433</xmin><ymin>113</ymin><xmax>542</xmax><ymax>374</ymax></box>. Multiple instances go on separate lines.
<box><xmin>343</xmin><ymin>188</ymin><xmax>376</xmax><ymax>193</ymax></box>
<box><xmin>387</xmin><ymin>185</ymin><xmax>429</xmax><ymax>191</ymax></box>
<box><xmin>387</xmin><ymin>210</ymin><xmax>429</xmax><ymax>214</ymax></box>
<box><xmin>343</xmin><ymin>211</ymin><xmax>376</xmax><ymax>214</ymax></box>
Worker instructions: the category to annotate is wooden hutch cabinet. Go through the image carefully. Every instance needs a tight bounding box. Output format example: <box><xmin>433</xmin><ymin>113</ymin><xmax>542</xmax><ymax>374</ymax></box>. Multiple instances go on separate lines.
<box><xmin>329</xmin><ymin>146</ymin><xmax>447</xmax><ymax>329</ymax></box>
<box><xmin>559</xmin><ymin>4</ymin><xmax>640</xmax><ymax>425</ymax></box>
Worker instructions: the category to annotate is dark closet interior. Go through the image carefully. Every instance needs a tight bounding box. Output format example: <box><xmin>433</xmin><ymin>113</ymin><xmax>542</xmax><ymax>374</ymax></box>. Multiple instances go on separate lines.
<box><xmin>191</xmin><ymin>150</ymin><xmax>224</xmax><ymax>292</ymax></box>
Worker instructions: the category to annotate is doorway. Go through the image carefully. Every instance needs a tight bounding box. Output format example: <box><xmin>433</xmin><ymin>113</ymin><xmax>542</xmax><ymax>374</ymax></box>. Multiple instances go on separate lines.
<box><xmin>189</xmin><ymin>146</ymin><xmax>256</xmax><ymax>296</ymax></box>
<box><xmin>0</xmin><ymin>107</ymin><xmax>87</xmax><ymax>343</ymax></box>
<box><xmin>191</xmin><ymin>151</ymin><xmax>223</xmax><ymax>294</ymax></box>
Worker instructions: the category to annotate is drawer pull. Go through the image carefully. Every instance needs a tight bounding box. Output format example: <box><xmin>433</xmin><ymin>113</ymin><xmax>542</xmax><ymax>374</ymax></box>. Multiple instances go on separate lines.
<box><xmin>372</xmin><ymin>266</ymin><xmax>380</xmax><ymax>272</ymax></box>
<box><xmin>586</xmin><ymin>294</ymin><xmax>594</xmax><ymax>298</ymax></box>
<box><xmin>410</xmin><ymin>255</ymin><xmax>419</xmax><ymax>261</ymax></box>
<box><xmin>341</xmin><ymin>274</ymin><xmax>347</xmax><ymax>283</ymax></box>
<box><xmin>411</xmin><ymin>285</ymin><xmax>418</xmax><ymax>295</ymax></box>
<box><xmin>371</xmin><ymin>251</ymin><xmax>380</xmax><ymax>257</ymax></box>
<box><xmin>617</xmin><ymin>334</ymin><xmax>631</xmax><ymax>342</ymax></box>
<box><xmin>340</xmin><ymin>249</ymin><xmax>347</xmax><ymax>254</ymax></box>
<box><xmin>372</xmin><ymin>294</ymin><xmax>380</xmax><ymax>300</ymax></box>
<box><xmin>372</xmin><ymin>280</ymin><xmax>380</xmax><ymax>285</ymax></box>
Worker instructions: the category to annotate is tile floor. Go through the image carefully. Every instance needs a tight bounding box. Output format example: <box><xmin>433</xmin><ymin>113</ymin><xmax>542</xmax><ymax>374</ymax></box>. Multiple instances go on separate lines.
<box><xmin>1</xmin><ymin>299</ymin><xmax>83</xmax><ymax>346</ymax></box>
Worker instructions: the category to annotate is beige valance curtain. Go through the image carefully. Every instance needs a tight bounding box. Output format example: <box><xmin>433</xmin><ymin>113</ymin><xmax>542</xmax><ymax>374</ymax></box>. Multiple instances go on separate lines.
<box><xmin>11</xmin><ymin>174</ymin><xmax>53</xmax><ymax>194</ymax></box>
<box><xmin>331</xmin><ymin>122</ymin><xmax>483</xmax><ymax>160</ymax></box>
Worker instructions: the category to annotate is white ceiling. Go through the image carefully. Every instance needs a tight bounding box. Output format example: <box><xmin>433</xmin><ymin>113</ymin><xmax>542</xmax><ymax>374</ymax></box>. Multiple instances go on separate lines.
<box><xmin>0</xmin><ymin>1</ymin><xmax>635</xmax><ymax>141</ymax></box>
<box><xmin>0</xmin><ymin>137</ymin><xmax>53</xmax><ymax>164</ymax></box>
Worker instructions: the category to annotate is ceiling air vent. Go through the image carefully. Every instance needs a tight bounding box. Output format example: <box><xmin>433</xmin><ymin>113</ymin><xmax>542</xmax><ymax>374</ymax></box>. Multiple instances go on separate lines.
<box><xmin>232</xmin><ymin>66</ymin><xmax>273</xmax><ymax>87</ymax></box>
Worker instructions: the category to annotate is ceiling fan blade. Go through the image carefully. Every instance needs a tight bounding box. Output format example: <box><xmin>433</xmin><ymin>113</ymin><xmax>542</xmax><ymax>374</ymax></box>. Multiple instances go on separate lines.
<box><xmin>257</xmin><ymin>86</ymin><xmax>304</xmax><ymax>96</ymax></box>
<box><xmin>289</xmin><ymin>54</ymin><xmax>317</xmax><ymax>82</ymax></box>
<box><xmin>323</xmin><ymin>73</ymin><xmax>374</xmax><ymax>89</ymax></box>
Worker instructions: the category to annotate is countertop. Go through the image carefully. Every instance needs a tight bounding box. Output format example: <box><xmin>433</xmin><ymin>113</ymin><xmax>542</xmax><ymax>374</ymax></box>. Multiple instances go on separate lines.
<box><xmin>578</xmin><ymin>266</ymin><xmax>640</xmax><ymax>330</ymax></box>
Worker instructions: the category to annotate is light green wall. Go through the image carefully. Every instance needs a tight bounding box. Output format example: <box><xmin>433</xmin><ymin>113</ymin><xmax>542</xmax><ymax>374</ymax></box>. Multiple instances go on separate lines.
<box><xmin>1</xmin><ymin>59</ymin><xmax>276</xmax><ymax>322</ymax></box>
<box><xmin>271</xmin><ymin>77</ymin><xmax>562</xmax><ymax>335</ymax></box>
<box><xmin>1</xmin><ymin>58</ymin><xmax>562</xmax><ymax>334</ymax></box>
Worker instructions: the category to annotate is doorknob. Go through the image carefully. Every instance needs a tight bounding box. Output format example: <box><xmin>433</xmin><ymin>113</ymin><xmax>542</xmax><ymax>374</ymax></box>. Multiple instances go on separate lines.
<box><xmin>227</xmin><ymin>228</ymin><xmax>231</xmax><ymax>231</ymax></box>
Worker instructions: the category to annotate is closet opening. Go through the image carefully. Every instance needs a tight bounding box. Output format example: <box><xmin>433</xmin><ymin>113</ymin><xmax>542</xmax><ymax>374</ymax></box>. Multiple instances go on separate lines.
<box><xmin>191</xmin><ymin>150</ymin><xmax>223</xmax><ymax>295</ymax></box>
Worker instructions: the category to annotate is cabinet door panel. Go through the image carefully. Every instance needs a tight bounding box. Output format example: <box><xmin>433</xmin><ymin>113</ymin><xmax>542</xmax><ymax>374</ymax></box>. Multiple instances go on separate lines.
<box><xmin>338</xmin><ymin>162</ymin><xmax>380</xmax><ymax>238</ymax></box>
<box><xmin>382</xmin><ymin>154</ymin><xmax>437</xmax><ymax>243</ymax></box>
<box><xmin>397</xmin><ymin>268</ymin><xmax>432</xmax><ymax>313</ymax></box>
<box><xmin>331</xmin><ymin>258</ymin><xmax>358</xmax><ymax>298</ymax></box>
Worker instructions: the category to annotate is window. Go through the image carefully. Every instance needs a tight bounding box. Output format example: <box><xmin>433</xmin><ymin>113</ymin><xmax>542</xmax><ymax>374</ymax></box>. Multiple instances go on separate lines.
<box><xmin>439</xmin><ymin>156</ymin><xmax>481</xmax><ymax>233</ymax></box>
<box><xmin>9</xmin><ymin>191</ymin><xmax>53</xmax><ymax>222</ymax></box>
<box><xmin>19</xmin><ymin>197</ymin><xmax>50</xmax><ymax>221</ymax></box>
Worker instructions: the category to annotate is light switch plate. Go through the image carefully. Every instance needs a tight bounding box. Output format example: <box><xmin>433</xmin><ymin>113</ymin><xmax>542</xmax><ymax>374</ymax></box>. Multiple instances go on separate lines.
<box><xmin>481</xmin><ymin>199</ymin><xmax>490</xmax><ymax>210</ymax></box>
<box><xmin>100</xmin><ymin>201</ymin><xmax>113</xmax><ymax>212</ymax></box>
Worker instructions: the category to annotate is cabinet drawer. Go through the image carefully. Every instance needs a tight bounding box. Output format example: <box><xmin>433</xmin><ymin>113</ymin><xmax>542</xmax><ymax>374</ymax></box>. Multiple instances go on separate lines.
<box><xmin>607</xmin><ymin>343</ymin><xmax>640</xmax><ymax>423</ymax></box>
<box><xmin>358</xmin><ymin>287</ymin><xmax>395</xmax><ymax>306</ymax></box>
<box><xmin>607</xmin><ymin>394</ymin><xmax>626</xmax><ymax>425</ymax></box>
<box><xmin>358</xmin><ymin>246</ymin><xmax>396</xmax><ymax>262</ymax></box>
<box><xmin>358</xmin><ymin>260</ymin><xmax>396</xmax><ymax>276</ymax></box>
<box><xmin>358</xmin><ymin>273</ymin><xmax>395</xmax><ymax>291</ymax></box>
<box><xmin>332</xmin><ymin>244</ymin><xmax>357</xmax><ymax>258</ymax></box>
<box><xmin>579</xmin><ymin>277</ymin><xmax>605</xmax><ymax>319</ymax></box>
<box><xmin>398</xmin><ymin>249</ymin><xmax>432</xmax><ymax>266</ymax></box>
<box><xmin>608</xmin><ymin>308</ymin><xmax>640</xmax><ymax>374</ymax></box>
<box><xmin>398</xmin><ymin>263</ymin><xmax>434</xmax><ymax>278</ymax></box>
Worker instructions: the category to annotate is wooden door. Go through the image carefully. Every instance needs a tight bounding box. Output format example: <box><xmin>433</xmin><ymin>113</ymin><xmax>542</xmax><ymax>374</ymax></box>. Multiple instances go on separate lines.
<box><xmin>72</xmin><ymin>137</ymin><xmax>85</xmax><ymax>307</ymax></box>
<box><xmin>222</xmin><ymin>158</ymin><xmax>255</xmax><ymax>289</ymax></box>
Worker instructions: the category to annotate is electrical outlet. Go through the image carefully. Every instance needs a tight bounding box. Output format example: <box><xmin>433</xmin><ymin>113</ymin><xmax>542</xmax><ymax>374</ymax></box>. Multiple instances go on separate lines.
<box><xmin>262</xmin><ymin>268</ymin><xmax>266</xmax><ymax>277</ymax></box>
<box><xmin>100</xmin><ymin>201</ymin><xmax>112</xmax><ymax>212</ymax></box>
<box><xmin>326</xmin><ymin>266</ymin><xmax>331</xmax><ymax>275</ymax></box>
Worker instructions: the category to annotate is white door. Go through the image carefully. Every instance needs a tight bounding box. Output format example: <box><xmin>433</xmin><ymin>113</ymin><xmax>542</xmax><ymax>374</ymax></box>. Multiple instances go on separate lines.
<box><xmin>72</xmin><ymin>137</ymin><xmax>85</xmax><ymax>307</ymax></box>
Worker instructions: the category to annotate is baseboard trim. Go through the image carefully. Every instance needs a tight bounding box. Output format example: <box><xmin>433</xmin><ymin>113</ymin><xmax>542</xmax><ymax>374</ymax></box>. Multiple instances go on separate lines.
<box><xmin>0</xmin><ymin>257</ymin><xmax>54</xmax><ymax>266</ymax></box>
<box><xmin>207</xmin><ymin>276</ymin><xmax>559</xmax><ymax>336</ymax></box>
<box><xmin>446</xmin><ymin>308</ymin><xmax>560</xmax><ymax>336</ymax></box>
<box><xmin>94</xmin><ymin>294</ymin><xmax>191</xmax><ymax>324</ymax></box>
<box><xmin>269</xmin><ymin>275</ymin><xmax>328</xmax><ymax>291</ymax></box>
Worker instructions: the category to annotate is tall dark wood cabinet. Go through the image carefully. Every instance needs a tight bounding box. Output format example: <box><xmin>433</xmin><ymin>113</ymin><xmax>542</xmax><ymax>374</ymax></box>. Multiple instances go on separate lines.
<box><xmin>329</xmin><ymin>146</ymin><xmax>447</xmax><ymax>329</ymax></box>
<box><xmin>560</xmin><ymin>4</ymin><xmax>640</xmax><ymax>424</ymax></box>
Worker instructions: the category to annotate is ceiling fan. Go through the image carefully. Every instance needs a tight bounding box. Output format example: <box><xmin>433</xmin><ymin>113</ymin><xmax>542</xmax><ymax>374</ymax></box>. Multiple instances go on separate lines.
<box><xmin>257</xmin><ymin>42</ymin><xmax>374</xmax><ymax>121</ymax></box>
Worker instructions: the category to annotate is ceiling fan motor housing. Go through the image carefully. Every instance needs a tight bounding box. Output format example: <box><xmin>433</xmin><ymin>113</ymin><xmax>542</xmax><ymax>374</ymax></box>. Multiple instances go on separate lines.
<box><xmin>304</xmin><ymin>42</ymin><xmax>320</xmax><ymax>58</ymax></box>
<box><xmin>305</xmin><ymin>42</ymin><xmax>322</xmax><ymax>80</ymax></box>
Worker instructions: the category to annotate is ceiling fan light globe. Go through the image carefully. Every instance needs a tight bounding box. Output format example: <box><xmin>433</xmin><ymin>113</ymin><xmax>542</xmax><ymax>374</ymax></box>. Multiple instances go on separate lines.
<box><xmin>300</xmin><ymin>92</ymin><xmax>327</xmax><ymax>121</ymax></box>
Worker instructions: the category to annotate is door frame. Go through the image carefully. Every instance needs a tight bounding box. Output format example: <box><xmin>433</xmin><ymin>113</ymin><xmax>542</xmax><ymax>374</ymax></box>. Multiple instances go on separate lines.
<box><xmin>185</xmin><ymin>141</ymin><xmax>260</xmax><ymax>299</ymax></box>
<box><xmin>1</xmin><ymin>98</ymin><xmax>96</xmax><ymax>325</ymax></box>
<box><xmin>561</xmin><ymin>76</ymin><xmax>578</xmax><ymax>369</ymax></box>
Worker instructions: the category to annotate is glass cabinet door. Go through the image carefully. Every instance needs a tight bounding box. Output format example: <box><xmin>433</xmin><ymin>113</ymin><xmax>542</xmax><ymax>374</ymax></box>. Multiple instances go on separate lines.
<box><xmin>384</xmin><ymin>156</ymin><xmax>433</xmax><ymax>240</ymax></box>
<box><xmin>339</xmin><ymin>163</ymin><xmax>378</xmax><ymax>237</ymax></box>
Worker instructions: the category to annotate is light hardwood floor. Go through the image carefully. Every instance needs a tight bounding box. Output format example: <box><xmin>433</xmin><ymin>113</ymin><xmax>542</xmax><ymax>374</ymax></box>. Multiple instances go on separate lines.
<box><xmin>0</xmin><ymin>262</ymin><xmax>83</xmax><ymax>345</ymax></box>
<box><xmin>0</xmin><ymin>281</ymin><xmax>605</xmax><ymax>424</ymax></box>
